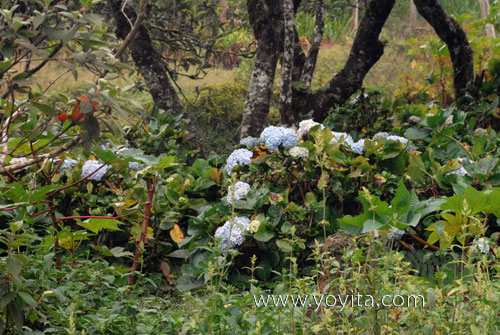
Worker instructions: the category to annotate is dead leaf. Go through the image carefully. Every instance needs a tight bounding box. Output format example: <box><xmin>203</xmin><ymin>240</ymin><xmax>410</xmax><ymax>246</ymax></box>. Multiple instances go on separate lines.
<box><xmin>170</xmin><ymin>224</ymin><xmax>184</xmax><ymax>243</ymax></box>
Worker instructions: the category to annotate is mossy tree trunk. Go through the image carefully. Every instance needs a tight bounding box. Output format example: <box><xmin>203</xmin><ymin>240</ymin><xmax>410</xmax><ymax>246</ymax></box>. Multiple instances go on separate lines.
<box><xmin>240</xmin><ymin>0</ymin><xmax>279</xmax><ymax>138</ymax></box>
<box><xmin>107</xmin><ymin>0</ymin><xmax>211</xmax><ymax>155</ymax></box>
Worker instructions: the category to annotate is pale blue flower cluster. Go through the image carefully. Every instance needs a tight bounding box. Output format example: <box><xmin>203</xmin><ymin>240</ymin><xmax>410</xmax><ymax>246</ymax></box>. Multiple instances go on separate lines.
<box><xmin>214</xmin><ymin>216</ymin><xmax>251</xmax><ymax>249</ymax></box>
<box><xmin>350</xmin><ymin>139</ymin><xmax>365</xmax><ymax>155</ymax></box>
<box><xmin>59</xmin><ymin>159</ymin><xmax>78</xmax><ymax>172</ymax></box>
<box><xmin>227</xmin><ymin>182</ymin><xmax>251</xmax><ymax>204</ymax></box>
<box><xmin>82</xmin><ymin>160</ymin><xmax>109</xmax><ymax>181</ymax></box>
<box><xmin>260</xmin><ymin>126</ymin><xmax>299</xmax><ymax>152</ymax></box>
<box><xmin>240</xmin><ymin>136</ymin><xmax>259</xmax><ymax>148</ymax></box>
<box><xmin>128</xmin><ymin>162</ymin><xmax>139</xmax><ymax>170</ymax></box>
<box><xmin>226</xmin><ymin>149</ymin><xmax>253</xmax><ymax>175</ymax></box>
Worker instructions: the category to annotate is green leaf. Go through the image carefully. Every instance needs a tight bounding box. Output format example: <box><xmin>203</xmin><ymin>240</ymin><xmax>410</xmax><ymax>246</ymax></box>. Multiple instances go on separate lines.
<box><xmin>78</xmin><ymin>219</ymin><xmax>122</xmax><ymax>233</ymax></box>
<box><xmin>176</xmin><ymin>275</ymin><xmax>205</xmax><ymax>292</ymax></box>
<box><xmin>267</xmin><ymin>205</ymin><xmax>283</xmax><ymax>227</ymax></box>
<box><xmin>0</xmin><ymin>292</ymin><xmax>15</xmax><ymax>309</ymax></box>
<box><xmin>7</xmin><ymin>256</ymin><xmax>23</xmax><ymax>277</ymax></box>
<box><xmin>404</xmin><ymin>127</ymin><xmax>432</xmax><ymax>140</ymax></box>
<box><xmin>168</xmin><ymin>249</ymin><xmax>190</xmax><ymax>259</ymax></box>
<box><xmin>18</xmin><ymin>292</ymin><xmax>37</xmax><ymax>309</ymax></box>
<box><xmin>253</xmin><ymin>231</ymin><xmax>274</xmax><ymax>242</ymax></box>
<box><xmin>276</xmin><ymin>239</ymin><xmax>293</xmax><ymax>252</ymax></box>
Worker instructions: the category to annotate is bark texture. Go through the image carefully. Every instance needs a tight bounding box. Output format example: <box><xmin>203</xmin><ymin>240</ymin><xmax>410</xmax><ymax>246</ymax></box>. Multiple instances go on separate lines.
<box><xmin>240</xmin><ymin>0</ymin><xmax>279</xmax><ymax>138</ymax></box>
<box><xmin>409</xmin><ymin>0</ymin><xmax>417</xmax><ymax>30</ymax></box>
<box><xmin>279</xmin><ymin>0</ymin><xmax>296</xmax><ymax>126</ymax></box>
<box><xmin>305</xmin><ymin>0</ymin><xmax>395</xmax><ymax>121</ymax></box>
<box><xmin>107</xmin><ymin>0</ymin><xmax>210</xmax><ymax>154</ymax></box>
<box><xmin>413</xmin><ymin>0</ymin><xmax>476</xmax><ymax>101</ymax></box>
<box><xmin>300</xmin><ymin>0</ymin><xmax>325</xmax><ymax>88</ymax></box>
<box><xmin>478</xmin><ymin>0</ymin><xmax>496</xmax><ymax>38</ymax></box>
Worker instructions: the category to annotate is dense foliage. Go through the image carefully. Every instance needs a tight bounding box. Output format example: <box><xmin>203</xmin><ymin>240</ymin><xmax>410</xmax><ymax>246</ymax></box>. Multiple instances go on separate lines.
<box><xmin>1</xmin><ymin>0</ymin><xmax>500</xmax><ymax>334</ymax></box>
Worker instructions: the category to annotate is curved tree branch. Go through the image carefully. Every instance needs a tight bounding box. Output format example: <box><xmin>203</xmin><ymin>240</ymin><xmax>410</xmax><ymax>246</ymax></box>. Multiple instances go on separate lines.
<box><xmin>413</xmin><ymin>0</ymin><xmax>477</xmax><ymax>102</ymax></box>
<box><xmin>305</xmin><ymin>0</ymin><xmax>395</xmax><ymax>122</ymax></box>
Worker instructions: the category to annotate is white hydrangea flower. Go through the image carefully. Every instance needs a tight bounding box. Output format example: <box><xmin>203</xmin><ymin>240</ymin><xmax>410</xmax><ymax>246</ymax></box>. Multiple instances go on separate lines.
<box><xmin>288</xmin><ymin>146</ymin><xmax>309</xmax><ymax>159</ymax></box>
<box><xmin>297</xmin><ymin>119</ymin><xmax>324</xmax><ymax>137</ymax></box>
<box><xmin>226</xmin><ymin>149</ymin><xmax>253</xmax><ymax>175</ymax></box>
<box><xmin>330</xmin><ymin>132</ymin><xmax>355</xmax><ymax>148</ymax></box>
<box><xmin>214</xmin><ymin>216</ymin><xmax>251</xmax><ymax>249</ymax></box>
<box><xmin>248</xmin><ymin>220</ymin><xmax>261</xmax><ymax>233</ymax></box>
<box><xmin>82</xmin><ymin>160</ymin><xmax>109</xmax><ymax>181</ymax></box>
<box><xmin>260</xmin><ymin>126</ymin><xmax>299</xmax><ymax>152</ymax></box>
<box><xmin>227</xmin><ymin>182</ymin><xmax>251</xmax><ymax>204</ymax></box>
<box><xmin>475</xmin><ymin>237</ymin><xmax>490</xmax><ymax>254</ymax></box>
<box><xmin>409</xmin><ymin>115</ymin><xmax>422</xmax><ymax>123</ymax></box>
<box><xmin>240</xmin><ymin>136</ymin><xmax>259</xmax><ymax>148</ymax></box>
<box><xmin>444</xmin><ymin>115</ymin><xmax>453</xmax><ymax>127</ymax></box>
<box><xmin>373</xmin><ymin>132</ymin><xmax>389</xmax><ymax>140</ymax></box>
<box><xmin>386</xmin><ymin>135</ymin><xmax>408</xmax><ymax>146</ymax></box>
<box><xmin>445</xmin><ymin>158</ymin><xmax>471</xmax><ymax>177</ymax></box>
<box><xmin>388</xmin><ymin>229</ymin><xmax>405</xmax><ymax>241</ymax></box>
<box><xmin>445</xmin><ymin>166</ymin><xmax>469</xmax><ymax>177</ymax></box>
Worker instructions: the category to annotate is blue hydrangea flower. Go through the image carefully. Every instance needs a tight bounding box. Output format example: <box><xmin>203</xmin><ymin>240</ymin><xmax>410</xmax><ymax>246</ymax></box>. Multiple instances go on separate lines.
<box><xmin>240</xmin><ymin>136</ymin><xmax>259</xmax><ymax>148</ymax></box>
<box><xmin>281</xmin><ymin>128</ymin><xmax>299</xmax><ymax>148</ymax></box>
<box><xmin>59</xmin><ymin>159</ymin><xmax>78</xmax><ymax>172</ymax></box>
<box><xmin>350</xmin><ymin>139</ymin><xmax>365</xmax><ymax>155</ymax></box>
<box><xmin>214</xmin><ymin>216</ymin><xmax>251</xmax><ymax>249</ymax></box>
<box><xmin>260</xmin><ymin>126</ymin><xmax>285</xmax><ymax>152</ymax></box>
<box><xmin>128</xmin><ymin>162</ymin><xmax>139</xmax><ymax>170</ymax></box>
<box><xmin>227</xmin><ymin>182</ymin><xmax>251</xmax><ymax>204</ymax></box>
<box><xmin>82</xmin><ymin>160</ymin><xmax>109</xmax><ymax>181</ymax></box>
<box><xmin>260</xmin><ymin>126</ymin><xmax>299</xmax><ymax>152</ymax></box>
<box><xmin>226</xmin><ymin>149</ymin><xmax>253</xmax><ymax>175</ymax></box>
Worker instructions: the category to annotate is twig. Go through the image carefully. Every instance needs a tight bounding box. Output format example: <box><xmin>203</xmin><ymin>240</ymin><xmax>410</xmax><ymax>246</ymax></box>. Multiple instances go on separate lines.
<box><xmin>127</xmin><ymin>177</ymin><xmax>156</xmax><ymax>287</ymax></box>
<box><xmin>56</xmin><ymin>215</ymin><xmax>119</xmax><ymax>223</ymax></box>
<box><xmin>48</xmin><ymin>162</ymin><xmax>106</xmax><ymax>195</ymax></box>
<box><xmin>406</xmin><ymin>230</ymin><xmax>440</xmax><ymax>251</ymax></box>
<box><xmin>114</xmin><ymin>0</ymin><xmax>147</xmax><ymax>60</ymax></box>
<box><xmin>0</xmin><ymin>134</ymin><xmax>81</xmax><ymax>174</ymax></box>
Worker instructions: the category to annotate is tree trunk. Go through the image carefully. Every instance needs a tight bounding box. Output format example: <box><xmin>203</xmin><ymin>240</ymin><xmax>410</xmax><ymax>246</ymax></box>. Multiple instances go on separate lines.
<box><xmin>303</xmin><ymin>0</ymin><xmax>395</xmax><ymax>122</ymax></box>
<box><xmin>409</xmin><ymin>0</ymin><xmax>417</xmax><ymax>30</ymax></box>
<box><xmin>478</xmin><ymin>0</ymin><xmax>496</xmax><ymax>38</ymax></box>
<box><xmin>413</xmin><ymin>0</ymin><xmax>477</xmax><ymax>101</ymax></box>
<box><xmin>300</xmin><ymin>0</ymin><xmax>325</xmax><ymax>88</ymax></box>
<box><xmin>107</xmin><ymin>0</ymin><xmax>211</xmax><ymax>155</ymax></box>
<box><xmin>280</xmin><ymin>0</ymin><xmax>296</xmax><ymax>126</ymax></box>
<box><xmin>240</xmin><ymin>0</ymin><xmax>279</xmax><ymax>138</ymax></box>
<box><xmin>353</xmin><ymin>0</ymin><xmax>359</xmax><ymax>32</ymax></box>
<box><xmin>219</xmin><ymin>0</ymin><xmax>228</xmax><ymax>30</ymax></box>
